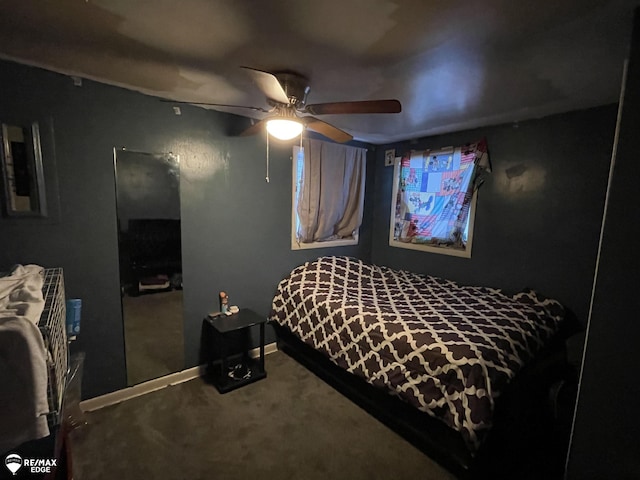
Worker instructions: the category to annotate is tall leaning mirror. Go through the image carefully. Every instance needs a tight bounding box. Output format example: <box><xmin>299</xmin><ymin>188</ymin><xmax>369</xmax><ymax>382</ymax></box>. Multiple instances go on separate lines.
<box><xmin>114</xmin><ymin>148</ymin><xmax>184</xmax><ymax>385</ymax></box>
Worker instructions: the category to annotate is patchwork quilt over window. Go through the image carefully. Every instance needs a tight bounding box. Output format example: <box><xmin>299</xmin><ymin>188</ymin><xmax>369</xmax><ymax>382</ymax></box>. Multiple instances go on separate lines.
<box><xmin>270</xmin><ymin>256</ymin><xmax>564</xmax><ymax>452</ymax></box>
<box><xmin>392</xmin><ymin>139</ymin><xmax>490</xmax><ymax>248</ymax></box>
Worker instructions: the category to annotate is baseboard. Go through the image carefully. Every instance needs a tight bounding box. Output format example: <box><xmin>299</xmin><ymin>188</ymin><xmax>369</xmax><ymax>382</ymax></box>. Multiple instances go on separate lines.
<box><xmin>80</xmin><ymin>341</ymin><xmax>278</xmax><ymax>412</ymax></box>
<box><xmin>252</xmin><ymin>341</ymin><xmax>279</xmax><ymax>358</ymax></box>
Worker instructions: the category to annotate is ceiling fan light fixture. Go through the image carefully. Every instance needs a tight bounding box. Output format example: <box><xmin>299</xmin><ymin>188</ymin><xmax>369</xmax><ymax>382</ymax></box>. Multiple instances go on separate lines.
<box><xmin>266</xmin><ymin>118</ymin><xmax>303</xmax><ymax>140</ymax></box>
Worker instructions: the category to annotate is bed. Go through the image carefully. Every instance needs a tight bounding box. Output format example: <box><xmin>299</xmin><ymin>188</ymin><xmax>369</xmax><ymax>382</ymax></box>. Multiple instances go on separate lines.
<box><xmin>269</xmin><ymin>256</ymin><xmax>569</xmax><ymax>476</ymax></box>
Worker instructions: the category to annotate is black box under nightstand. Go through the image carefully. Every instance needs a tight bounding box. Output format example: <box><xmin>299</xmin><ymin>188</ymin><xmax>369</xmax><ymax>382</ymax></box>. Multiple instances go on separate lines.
<box><xmin>205</xmin><ymin>308</ymin><xmax>267</xmax><ymax>393</ymax></box>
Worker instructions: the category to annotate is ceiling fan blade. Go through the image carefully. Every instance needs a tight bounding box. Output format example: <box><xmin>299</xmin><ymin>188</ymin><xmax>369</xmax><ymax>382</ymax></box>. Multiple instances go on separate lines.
<box><xmin>304</xmin><ymin>99</ymin><xmax>401</xmax><ymax>115</ymax></box>
<box><xmin>161</xmin><ymin>100</ymin><xmax>270</xmax><ymax>113</ymax></box>
<box><xmin>239</xmin><ymin>119</ymin><xmax>267</xmax><ymax>137</ymax></box>
<box><xmin>302</xmin><ymin>117</ymin><xmax>353</xmax><ymax>143</ymax></box>
<box><xmin>241</xmin><ymin>66</ymin><xmax>290</xmax><ymax>105</ymax></box>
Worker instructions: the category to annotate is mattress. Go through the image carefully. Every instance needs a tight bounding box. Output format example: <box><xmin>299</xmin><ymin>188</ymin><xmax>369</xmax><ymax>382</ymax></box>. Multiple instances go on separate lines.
<box><xmin>269</xmin><ymin>256</ymin><xmax>564</xmax><ymax>451</ymax></box>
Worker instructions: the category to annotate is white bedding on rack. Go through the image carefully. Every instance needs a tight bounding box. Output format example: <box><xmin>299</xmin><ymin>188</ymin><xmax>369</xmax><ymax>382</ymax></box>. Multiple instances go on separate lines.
<box><xmin>0</xmin><ymin>264</ymin><xmax>50</xmax><ymax>454</ymax></box>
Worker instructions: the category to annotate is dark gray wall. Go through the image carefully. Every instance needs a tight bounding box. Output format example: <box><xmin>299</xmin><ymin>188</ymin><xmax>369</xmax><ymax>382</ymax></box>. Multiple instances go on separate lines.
<box><xmin>115</xmin><ymin>150</ymin><xmax>181</xmax><ymax>231</ymax></box>
<box><xmin>566</xmin><ymin>9</ymin><xmax>640</xmax><ymax>479</ymax></box>
<box><xmin>0</xmin><ymin>60</ymin><xmax>373</xmax><ymax>399</ymax></box>
<box><xmin>371</xmin><ymin>105</ymin><xmax>617</xmax><ymax>335</ymax></box>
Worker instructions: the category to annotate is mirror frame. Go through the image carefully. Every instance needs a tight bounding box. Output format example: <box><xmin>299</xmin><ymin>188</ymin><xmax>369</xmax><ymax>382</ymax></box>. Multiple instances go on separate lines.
<box><xmin>0</xmin><ymin>121</ymin><xmax>47</xmax><ymax>217</ymax></box>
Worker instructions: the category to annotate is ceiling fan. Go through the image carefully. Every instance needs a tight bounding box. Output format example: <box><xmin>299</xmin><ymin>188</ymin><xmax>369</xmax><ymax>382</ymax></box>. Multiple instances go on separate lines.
<box><xmin>181</xmin><ymin>66</ymin><xmax>402</xmax><ymax>143</ymax></box>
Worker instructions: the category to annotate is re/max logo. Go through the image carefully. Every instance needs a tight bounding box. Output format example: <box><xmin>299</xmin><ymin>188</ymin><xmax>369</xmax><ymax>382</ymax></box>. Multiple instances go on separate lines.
<box><xmin>23</xmin><ymin>459</ymin><xmax>57</xmax><ymax>467</ymax></box>
<box><xmin>4</xmin><ymin>454</ymin><xmax>57</xmax><ymax>476</ymax></box>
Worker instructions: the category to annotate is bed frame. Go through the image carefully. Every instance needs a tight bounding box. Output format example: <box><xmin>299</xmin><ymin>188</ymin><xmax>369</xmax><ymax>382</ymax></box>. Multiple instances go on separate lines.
<box><xmin>272</xmin><ymin>321</ymin><xmax>575</xmax><ymax>479</ymax></box>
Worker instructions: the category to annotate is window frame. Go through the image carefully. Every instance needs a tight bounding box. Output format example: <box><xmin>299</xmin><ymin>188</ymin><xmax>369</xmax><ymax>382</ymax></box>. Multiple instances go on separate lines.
<box><xmin>388</xmin><ymin>154</ymin><xmax>478</xmax><ymax>258</ymax></box>
<box><xmin>290</xmin><ymin>145</ymin><xmax>360</xmax><ymax>250</ymax></box>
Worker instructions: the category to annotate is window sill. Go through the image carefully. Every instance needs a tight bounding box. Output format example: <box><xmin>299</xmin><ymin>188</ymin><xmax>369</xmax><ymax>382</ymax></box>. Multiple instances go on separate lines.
<box><xmin>388</xmin><ymin>239</ymin><xmax>471</xmax><ymax>258</ymax></box>
<box><xmin>291</xmin><ymin>236</ymin><xmax>358</xmax><ymax>250</ymax></box>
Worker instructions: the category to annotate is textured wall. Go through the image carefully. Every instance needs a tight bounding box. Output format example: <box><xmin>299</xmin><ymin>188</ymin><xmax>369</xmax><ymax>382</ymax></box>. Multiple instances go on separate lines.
<box><xmin>115</xmin><ymin>150</ymin><xmax>181</xmax><ymax>231</ymax></box>
<box><xmin>371</xmin><ymin>105</ymin><xmax>617</xmax><ymax>332</ymax></box>
<box><xmin>0</xmin><ymin>60</ymin><xmax>373</xmax><ymax>399</ymax></box>
<box><xmin>566</xmin><ymin>8</ymin><xmax>640</xmax><ymax>479</ymax></box>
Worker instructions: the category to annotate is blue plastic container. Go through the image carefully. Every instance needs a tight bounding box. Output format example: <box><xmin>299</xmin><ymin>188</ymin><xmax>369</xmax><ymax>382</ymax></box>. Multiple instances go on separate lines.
<box><xmin>66</xmin><ymin>298</ymin><xmax>82</xmax><ymax>337</ymax></box>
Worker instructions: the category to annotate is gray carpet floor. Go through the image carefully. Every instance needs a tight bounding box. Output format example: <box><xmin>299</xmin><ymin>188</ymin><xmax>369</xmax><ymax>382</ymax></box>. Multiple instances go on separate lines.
<box><xmin>70</xmin><ymin>351</ymin><xmax>456</xmax><ymax>480</ymax></box>
<box><xmin>122</xmin><ymin>290</ymin><xmax>184</xmax><ymax>385</ymax></box>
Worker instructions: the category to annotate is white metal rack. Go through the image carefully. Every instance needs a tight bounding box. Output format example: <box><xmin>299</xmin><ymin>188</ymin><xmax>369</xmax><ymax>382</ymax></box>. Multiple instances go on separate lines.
<box><xmin>39</xmin><ymin>267</ymin><xmax>68</xmax><ymax>427</ymax></box>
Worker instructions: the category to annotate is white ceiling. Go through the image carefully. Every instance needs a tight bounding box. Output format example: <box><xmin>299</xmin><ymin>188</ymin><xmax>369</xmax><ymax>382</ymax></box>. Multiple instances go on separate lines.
<box><xmin>0</xmin><ymin>0</ymin><xmax>636</xmax><ymax>144</ymax></box>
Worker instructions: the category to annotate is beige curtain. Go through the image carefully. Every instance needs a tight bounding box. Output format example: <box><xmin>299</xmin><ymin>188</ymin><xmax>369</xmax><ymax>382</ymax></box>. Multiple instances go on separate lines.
<box><xmin>296</xmin><ymin>138</ymin><xmax>367</xmax><ymax>243</ymax></box>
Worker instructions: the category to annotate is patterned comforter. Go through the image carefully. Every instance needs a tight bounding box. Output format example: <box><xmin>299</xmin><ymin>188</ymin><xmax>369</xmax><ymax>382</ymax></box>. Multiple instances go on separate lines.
<box><xmin>269</xmin><ymin>256</ymin><xmax>564</xmax><ymax>452</ymax></box>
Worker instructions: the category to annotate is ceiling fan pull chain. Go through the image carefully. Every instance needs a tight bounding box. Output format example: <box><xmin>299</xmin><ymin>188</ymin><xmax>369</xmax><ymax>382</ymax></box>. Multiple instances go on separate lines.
<box><xmin>265</xmin><ymin>129</ymin><xmax>270</xmax><ymax>183</ymax></box>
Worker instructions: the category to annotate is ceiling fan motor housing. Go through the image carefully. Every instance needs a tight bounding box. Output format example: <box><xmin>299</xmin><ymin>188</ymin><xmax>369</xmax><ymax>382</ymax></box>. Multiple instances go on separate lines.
<box><xmin>273</xmin><ymin>71</ymin><xmax>310</xmax><ymax>107</ymax></box>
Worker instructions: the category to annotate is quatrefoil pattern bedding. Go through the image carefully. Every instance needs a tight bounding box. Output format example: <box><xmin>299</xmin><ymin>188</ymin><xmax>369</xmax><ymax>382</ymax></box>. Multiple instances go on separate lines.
<box><xmin>270</xmin><ymin>256</ymin><xmax>564</xmax><ymax>452</ymax></box>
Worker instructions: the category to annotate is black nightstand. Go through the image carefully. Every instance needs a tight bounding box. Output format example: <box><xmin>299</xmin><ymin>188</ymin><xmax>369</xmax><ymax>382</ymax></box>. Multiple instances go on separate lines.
<box><xmin>205</xmin><ymin>308</ymin><xmax>267</xmax><ymax>393</ymax></box>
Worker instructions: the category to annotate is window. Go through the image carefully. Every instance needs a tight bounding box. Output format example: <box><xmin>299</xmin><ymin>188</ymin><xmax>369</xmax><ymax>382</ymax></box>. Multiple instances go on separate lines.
<box><xmin>292</xmin><ymin>139</ymin><xmax>367</xmax><ymax>250</ymax></box>
<box><xmin>389</xmin><ymin>139</ymin><xmax>490</xmax><ymax>258</ymax></box>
